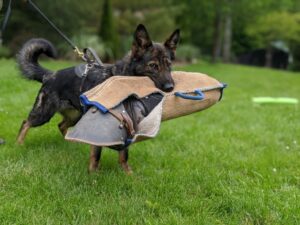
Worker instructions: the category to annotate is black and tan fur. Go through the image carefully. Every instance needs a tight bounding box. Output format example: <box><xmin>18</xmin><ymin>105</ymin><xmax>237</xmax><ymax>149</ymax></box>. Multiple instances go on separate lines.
<box><xmin>17</xmin><ymin>24</ymin><xmax>180</xmax><ymax>173</ymax></box>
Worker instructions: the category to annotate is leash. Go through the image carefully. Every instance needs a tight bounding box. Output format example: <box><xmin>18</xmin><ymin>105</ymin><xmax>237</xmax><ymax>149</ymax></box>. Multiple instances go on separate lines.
<box><xmin>26</xmin><ymin>0</ymin><xmax>84</xmax><ymax>59</ymax></box>
<box><xmin>26</xmin><ymin>0</ymin><xmax>105</xmax><ymax>91</ymax></box>
<box><xmin>1</xmin><ymin>0</ymin><xmax>12</xmax><ymax>37</ymax></box>
<box><xmin>26</xmin><ymin>0</ymin><xmax>104</xmax><ymax>66</ymax></box>
<box><xmin>2</xmin><ymin>0</ymin><xmax>104</xmax><ymax>92</ymax></box>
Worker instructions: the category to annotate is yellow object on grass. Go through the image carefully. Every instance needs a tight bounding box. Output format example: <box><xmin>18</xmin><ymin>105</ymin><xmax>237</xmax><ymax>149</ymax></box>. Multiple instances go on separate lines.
<box><xmin>252</xmin><ymin>97</ymin><xmax>298</xmax><ymax>104</ymax></box>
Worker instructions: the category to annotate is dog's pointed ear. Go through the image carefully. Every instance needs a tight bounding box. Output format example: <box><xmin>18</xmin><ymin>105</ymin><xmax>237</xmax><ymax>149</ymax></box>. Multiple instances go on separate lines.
<box><xmin>132</xmin><ymin>24</ymin><xmax>153</xmax><ymax>58</ymax></box>
<box><xmin>164</xmin><ymin>29</ymin><xmax>180</xmax><ymax>60</ymax></box>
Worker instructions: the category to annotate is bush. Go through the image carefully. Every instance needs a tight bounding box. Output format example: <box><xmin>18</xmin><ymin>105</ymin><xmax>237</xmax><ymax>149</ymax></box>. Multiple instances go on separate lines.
<box><xmin>63</xmin><ymin>34</ymin><xmax>113</xmax><ymax>62</ymax></box>
<box><xmin>176</xmin><ymin>44</ymin><xmax>200</xmax><ymax>63</ymax></box>
<box><xmin>0</xmin><ymin>45</ymin><xmax>12</xmax><ymax>58</ymax></box>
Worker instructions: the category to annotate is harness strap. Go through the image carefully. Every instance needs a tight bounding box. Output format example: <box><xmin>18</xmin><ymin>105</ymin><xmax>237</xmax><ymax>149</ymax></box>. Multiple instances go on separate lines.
<box><xmin>109</xmin><ymin>109</ymin><xmax>136</xmax><ymax>137</ymax></box>
<box><xmin>79</xmin><ymin>63</ymin><xmax>93</xmax><ymax>92</ymax></box>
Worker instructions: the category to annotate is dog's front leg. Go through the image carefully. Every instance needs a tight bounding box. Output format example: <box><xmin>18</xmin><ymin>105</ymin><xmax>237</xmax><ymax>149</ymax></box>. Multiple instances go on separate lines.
<box><xmin>119</xmin><ymin>148</ymin><xmax>132</xmax><ymax>175</ymax></box>
<box><xmin>88</xmin><ymin>145</ymin><xmax>102</xmax><ymax>173</ymax></box>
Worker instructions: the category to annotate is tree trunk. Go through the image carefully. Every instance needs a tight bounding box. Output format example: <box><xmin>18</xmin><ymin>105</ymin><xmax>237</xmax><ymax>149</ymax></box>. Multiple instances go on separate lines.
<box><xmin>0</xmin><ymin>0</ymin><xmax>2</xmax><ymax>46</ymax></box>
<box><xmin>0</xmin><ymin>31</ymin><xmax>3</xmax><ymax>46</ymax></box>
<box><xmin>222</xmin><ymin>11</ymin><xmax>232</xmax><ymax>63</ymax></box>
<box><xmin>212</xmin><ymin>1</ymin><xmax>223</xmax><ymax>63</ymax></box>
<box><xmin>265</xmin><ymin>45</ymin><xmax>273</xmax><ymax>68</ymax></box>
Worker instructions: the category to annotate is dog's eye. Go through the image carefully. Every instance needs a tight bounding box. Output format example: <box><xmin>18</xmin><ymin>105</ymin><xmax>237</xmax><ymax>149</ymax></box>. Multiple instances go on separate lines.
<box><xmin>149</xmin><ymin>63</ymin><xmax>159</xmax><ymax>70</ymax></box>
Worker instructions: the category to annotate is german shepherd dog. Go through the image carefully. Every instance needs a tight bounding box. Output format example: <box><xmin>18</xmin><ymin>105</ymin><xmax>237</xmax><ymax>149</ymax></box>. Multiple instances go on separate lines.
<box><xmin>17</xmin><ymin>24</ymin><xmax>180</xmax><ymax>173</ymax></box>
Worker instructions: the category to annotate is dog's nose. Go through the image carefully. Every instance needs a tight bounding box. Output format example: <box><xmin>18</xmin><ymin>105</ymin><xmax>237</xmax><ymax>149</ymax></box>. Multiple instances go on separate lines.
<box><xmin>162</xmin><ymin>83</ymin><xmax>174</xmax><ymax>92</ymax></box>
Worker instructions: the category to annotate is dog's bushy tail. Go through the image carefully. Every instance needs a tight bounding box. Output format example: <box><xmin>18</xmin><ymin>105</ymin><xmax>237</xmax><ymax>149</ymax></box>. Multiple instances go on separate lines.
<box><xmin>17</xmin><ymin>38</ymin><xmax>57</xmax><ymax>83</ymax></box>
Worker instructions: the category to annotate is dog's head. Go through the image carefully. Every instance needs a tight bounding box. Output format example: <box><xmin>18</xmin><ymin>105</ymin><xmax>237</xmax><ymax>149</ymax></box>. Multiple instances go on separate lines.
<box><xmin>130</xmin><ymin>24</ymin><xmax>180</xmax><ymax>92</ymax></box>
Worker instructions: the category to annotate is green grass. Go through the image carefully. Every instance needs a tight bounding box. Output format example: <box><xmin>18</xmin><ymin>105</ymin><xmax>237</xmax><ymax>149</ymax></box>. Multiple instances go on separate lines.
<box><xmin>0</xmin><ymin>58</ymin><xmax>300</xmax><ymax>224</ymax></box>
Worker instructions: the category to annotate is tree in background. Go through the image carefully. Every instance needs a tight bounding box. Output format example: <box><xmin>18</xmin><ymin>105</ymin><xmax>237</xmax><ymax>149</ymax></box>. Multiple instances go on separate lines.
<box><xmin>211</xmin><ymin>0</ymin><xmax>232</xmax><ymax>63</ymax></box>
<box><xmin>173</xmin><ymin>0</ymin><xmax>234</xmax><ymax>63</ymax></box>
<box><xmin>1</xmin><ymin>0</ymin><xmax>300</xmax><ymax>70</ymax></box>
<box><xmin>2</xmin><ymin>0</ymin><xmax>102</xmax><ymax>54</ymax></box>
<box><xmin>221</xmin><ymin>0</ymin><xmax>232</xmax><ymax>63</ymax></box>
<box><xmin>173</xmin><ymin>0</ymin><xmax>300</xmax><ymax>66</ymax></box>
<box><xmin>211</xmin><ymin>0</ymin><xmax>223</xmax><ymax>63</ymax></box>
<box><xmin>0</xmin><ymin>0</ymin><xmax>3</xmax><ymax>46</ymax></box>
<box><xmin>173</xmin><ymin>0</ymin><xmax>213</xmax><ymax>55</ymax></box>
<box><xmin>0</xmin><ymin>0</ymin><xmax>12</xmax><ymax>57</ymax></box>
<box><xmin>99</xmin><ymin>0</ymin><xmax>119</xmax><ymax>61</ymax></box>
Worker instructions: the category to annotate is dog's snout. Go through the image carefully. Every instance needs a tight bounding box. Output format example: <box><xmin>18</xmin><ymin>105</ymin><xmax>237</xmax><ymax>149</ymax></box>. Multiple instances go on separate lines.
<box><xmin>162</xmin><ymin>83</ymin><xmax>174</xmax><ymax>92</ymax></box>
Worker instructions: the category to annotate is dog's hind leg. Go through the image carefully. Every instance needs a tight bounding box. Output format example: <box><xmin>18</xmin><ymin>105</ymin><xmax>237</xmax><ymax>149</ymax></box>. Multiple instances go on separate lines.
<box><xmin>89</xmin><ymin>145</ymin><xmax>102</xmax><ymax>173</ymax></box>
<box><xmin>119</xmin><ymin>148</ymin><xmax>132</xmax><ymax>175</ymax></box>
<box><xmin>17</xmin><ymin>120</ymin><xmax>31</xmax><ymax>144</ymax></box>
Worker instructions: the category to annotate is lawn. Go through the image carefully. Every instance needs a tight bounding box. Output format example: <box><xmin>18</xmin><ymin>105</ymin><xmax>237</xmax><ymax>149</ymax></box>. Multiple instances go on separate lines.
<box><xmin>0</xmin><ymin>58</ymin><xmax>299</xmax><ymax>224</ymax></box>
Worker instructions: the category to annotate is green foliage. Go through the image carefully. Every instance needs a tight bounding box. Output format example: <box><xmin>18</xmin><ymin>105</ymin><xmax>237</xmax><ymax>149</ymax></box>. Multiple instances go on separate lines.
<box><xmin>231</xmin><ymin>0</ymin><xmax>300</xmax><ymax>54</ymax></box>
<box><xmin>0</xmin><ymin>45</ymin><xmax>11</xmax><ymax>58</ymax></box>
<box><xmin>115</xmin><ymin>3</ymin><xmax>179</xmax><ymax>51</ymax></box>
<box><xmin>176</xmin><ymin>44</ymin><xmax>200</xmax><ymax>63</ymax></box>
<box><xmin>1</xmin><ymin>59</ymin><xmax>300</xmax><ymax>224</ymax></box>
<box><xmin>173</xmin><ymin>0</ymin><xmax>215</xmax><ymax>53</ymax></box>
<box><xmin>142</xmin><ymin>9</ymin><xmax>177</xmax><ymax>41</ymax></box>
<box><xmin>112</xmin><ymin>2</ymin><xmax>179</xmax><ymax>57</ymax></box>
<box><xmin>1</xmin><ymin>0</ymin><xmax>300</xmax><ymax>69</ymax></box>
<box><xmin>59</xmin><ymin>34</ymin><xmax>113</xmax><ymax>61</ymax></box>
<box><xmin>112</xmin><ymin>0</ymin><xmax>169</xmax><ymax>11</ymax></box>
<box><xmin>173</xmin><ymin>0</ymin><xmax>300</xmax><ymax>66</ymax></box>
<box><xmin>3</xmin><ymin>0</ymin><xmax>103</xmax><ymax>52</ymax></box>
<box><xmin>246</xmin><ymin>11</ymin><xmax>300</xmax><ymax>47</ymax></box>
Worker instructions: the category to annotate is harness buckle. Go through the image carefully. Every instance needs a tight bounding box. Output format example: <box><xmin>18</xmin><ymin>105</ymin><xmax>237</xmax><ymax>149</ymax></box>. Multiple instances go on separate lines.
<box><xmin>83</xmin><ymin>63</ymin><xmax>92</xmax><ymax>77</ymax></box>
<box><xmin>79</xmin><ymin>63</ymin><xmax>93</xmax><ymax>92</ymax></box>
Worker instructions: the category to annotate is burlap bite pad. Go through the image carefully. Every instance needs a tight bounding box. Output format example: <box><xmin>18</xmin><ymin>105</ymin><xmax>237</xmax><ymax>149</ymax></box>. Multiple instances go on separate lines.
<box><xmin>66</xmin><ymin>71</ymin><xmax>226</xmax><ymax>146</ymax></box>
<box><xmin>81</xmin><ymin>71</ymin><xmax>224</xmax><ymax>114</ymax></box>
<box><xmin>162</xmin><ymin>72</ymin><xmax>224</xmax><ymax>120</ymax></box>
<box><xmin>81</xmin><ymin>76</ymin><xmax>162</xmax><ymax>112</ymax></box>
